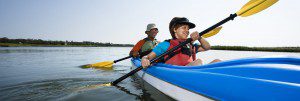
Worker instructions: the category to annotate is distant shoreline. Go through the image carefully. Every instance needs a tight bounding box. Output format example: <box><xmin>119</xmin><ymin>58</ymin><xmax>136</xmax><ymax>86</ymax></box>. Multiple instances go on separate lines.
<box><xmin>0</xmin><ymin>43</ymin><xmax>133</xmax><ymax>47</ymax></box>
<box><xmin>1</xmin><ymin>37</ymin><xmax>299</xmax><ymax>52</ymax></box>
<box><xmin>0</xmin><ymin>37</ymin><xmax>134</xmax><ymax>47</ymax></box>
<box><xmin>1</xmin><ymin>43</ymin><xmax>299</xmax><ymax>53</ymax></box>
<box><xmin>211</xmin><ymin>46</ymin><xmax>300</xmax><ymax>53</ymax></box>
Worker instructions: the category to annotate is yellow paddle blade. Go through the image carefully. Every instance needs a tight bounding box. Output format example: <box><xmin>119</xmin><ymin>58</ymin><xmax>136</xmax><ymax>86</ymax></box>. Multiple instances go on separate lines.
<box><xmin>202</xmin><ymin>26</ymin><xmax>222</xmax><ymax>38</ymax></box>
<box><xmin>82</xmin><ymin>61</ymin><xmax>114</xmax><ymax>69</ymax></box>
<box><xmin>76</xmin><ymin>83</ymin><xmax>112</xmax><ymax>92</ymax></box>
<box><xmin>236</xmin><ymin>0</ymin><xmax>279</xmax><ymax>17</ymax></box>
<box><xmin>90</xmin><ymin>61</ymin><xmax>113</xmax><ymax>68</ymax></box>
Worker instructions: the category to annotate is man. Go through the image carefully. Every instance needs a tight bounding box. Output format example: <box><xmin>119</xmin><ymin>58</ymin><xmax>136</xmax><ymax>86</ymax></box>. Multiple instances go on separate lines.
<box><xmin>130</xmin><ymin>23</ymin><xmax>159</xmax><ymax>58</ymax></box>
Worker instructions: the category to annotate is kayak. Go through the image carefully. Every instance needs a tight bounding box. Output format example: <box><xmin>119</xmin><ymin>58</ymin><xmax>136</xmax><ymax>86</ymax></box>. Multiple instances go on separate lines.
<box><xmin>131</xmin><ymin>57</ymin><xmax>300</xmax><ymax>101</ymax></box>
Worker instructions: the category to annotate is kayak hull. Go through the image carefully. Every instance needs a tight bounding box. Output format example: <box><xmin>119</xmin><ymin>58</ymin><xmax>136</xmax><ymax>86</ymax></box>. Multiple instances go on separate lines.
<box><xmin>133</xmin><ymin>64</ymin><xmax>214</xmax><ymax>101</ymax></box>
<box><xmin>131</xmin><ymin>57</ymin><xmax>300</xmax><ymax>101</ymax></box>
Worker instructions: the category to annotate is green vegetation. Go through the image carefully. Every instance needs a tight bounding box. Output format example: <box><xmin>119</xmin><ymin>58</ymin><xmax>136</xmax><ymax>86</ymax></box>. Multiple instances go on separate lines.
<box><xmin>1</xmin><ymin>37</ymin><xmax>299</xmax><ymax>52</ymax></box>
<box><xmin>211</xmin><ymin>46</ymin><xmax>300</xmax><ymax>52</ymax></box>
<box><xmin>0</xmin><ymin>37</ymin><xmax>133</xmax><ymax>47</ymax></box>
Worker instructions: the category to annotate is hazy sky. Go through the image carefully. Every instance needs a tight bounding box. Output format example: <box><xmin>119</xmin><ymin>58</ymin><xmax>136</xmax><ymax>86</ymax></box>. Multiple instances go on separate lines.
<box><xmin>0</xmin><ymin>0</ymin><xmax>299</xmax><ymax>47</ymax></box>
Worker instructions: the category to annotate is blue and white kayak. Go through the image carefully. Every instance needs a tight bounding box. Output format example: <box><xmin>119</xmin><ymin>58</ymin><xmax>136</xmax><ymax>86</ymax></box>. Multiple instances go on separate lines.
<box><xmin>131</xmin><ymin>57</ymin><xmax>300</xmax><ymax>101</ymax></box>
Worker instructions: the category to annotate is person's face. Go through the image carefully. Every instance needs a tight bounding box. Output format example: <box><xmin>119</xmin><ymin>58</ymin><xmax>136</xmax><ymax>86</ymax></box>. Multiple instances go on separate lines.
<box><xmin>147</xmin><ymin>28</ymin><xmax>158</xmax><ymax>38</ymax></box>
<box><xmin>174</xmin><ymin>25</ymin><xmax>189</xmax><ymax>39</ymax></box>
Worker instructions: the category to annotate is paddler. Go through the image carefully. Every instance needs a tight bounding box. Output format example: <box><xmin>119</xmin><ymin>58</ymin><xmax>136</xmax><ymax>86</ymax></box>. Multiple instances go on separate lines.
<box><xmin>129</xmin><ymin>23</ymin><xmax>160</xmax><ymax>58</ymax></box>
<box><xmin>141</xmin><ymin>17</ymin><xmax>221</xmax><ymax>68</ymax></box>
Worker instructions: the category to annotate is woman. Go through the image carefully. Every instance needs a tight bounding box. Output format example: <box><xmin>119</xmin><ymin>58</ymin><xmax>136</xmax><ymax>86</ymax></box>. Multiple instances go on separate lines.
<box><xmin>141</xmin><ymin>17</ymin><xmax>220</xmax><ymax>68</ymax></box>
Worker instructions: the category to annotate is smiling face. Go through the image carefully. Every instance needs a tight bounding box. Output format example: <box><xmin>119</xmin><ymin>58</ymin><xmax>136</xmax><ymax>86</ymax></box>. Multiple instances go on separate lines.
<box><xmin>173</xmin><ymin>24</ymin><xmax>190</xmax><ymax>40</ymax></box>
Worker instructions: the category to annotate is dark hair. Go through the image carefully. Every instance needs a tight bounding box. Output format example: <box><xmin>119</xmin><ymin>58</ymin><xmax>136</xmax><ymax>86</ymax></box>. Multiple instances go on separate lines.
<box><xmin>169</xmin><ymin>17</ymin><xmax>196</xmax><ymax>39</ymax></box>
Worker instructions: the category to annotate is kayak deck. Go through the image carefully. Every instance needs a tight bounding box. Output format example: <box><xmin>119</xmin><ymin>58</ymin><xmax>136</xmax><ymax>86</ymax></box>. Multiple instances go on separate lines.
<box><xmin>131</xmin><ymin>57</ymin><xmax>300</xmax><ymax>101</ymax></box>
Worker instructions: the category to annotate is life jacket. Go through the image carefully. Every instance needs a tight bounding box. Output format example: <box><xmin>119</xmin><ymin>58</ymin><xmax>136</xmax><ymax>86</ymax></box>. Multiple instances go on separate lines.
<box><xmin>163</xmin><ymin>39</ymin><xmax>196</xmax><ymax>66</ymax></box>
<box><xmin>139</xmin><ymin>38</ymin><xmax>158</xmax><ymax>58</ymax></box>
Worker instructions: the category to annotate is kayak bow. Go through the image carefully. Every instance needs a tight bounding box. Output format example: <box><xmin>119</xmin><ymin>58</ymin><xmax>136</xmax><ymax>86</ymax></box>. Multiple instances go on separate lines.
<box><xmin>131</xmin><ymin>57</ymin><xmax>300</xmax><ymax>101</ymax></box>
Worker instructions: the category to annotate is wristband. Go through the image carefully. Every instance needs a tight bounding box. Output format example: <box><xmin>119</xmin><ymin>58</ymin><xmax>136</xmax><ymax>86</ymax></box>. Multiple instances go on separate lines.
<box><xmin>142</xmin><ymin>56</ymin><xmax>148</xmax><ymax>59</ymax></box>
<box><xmin>198</xmin><ymin>36</ymin><xmax>202</xmax><ymax>40</ymax></box>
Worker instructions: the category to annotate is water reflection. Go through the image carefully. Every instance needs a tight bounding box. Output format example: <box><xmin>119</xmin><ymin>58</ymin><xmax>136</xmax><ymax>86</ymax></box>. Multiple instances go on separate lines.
<box><xmin>1</xmin><ymin>47</ymin><xmax>299</xmax><ymax>101</ymax></box>
<box><xmin>0</xmin><ymin>78</ymin><xmax>138</xmax><ymax>101</ymax></box>
<box><xmin>0</xmin><ymin>78</ymin><xmax>87</xmax><ymax>101</ymax></box>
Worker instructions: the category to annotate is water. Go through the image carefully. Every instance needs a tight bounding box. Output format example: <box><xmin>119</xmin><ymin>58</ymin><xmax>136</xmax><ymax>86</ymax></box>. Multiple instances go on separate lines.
<box><xmin>0</xmin><ymin>47</ymin><xmax>299</xmax><ymax>101</ymax></box>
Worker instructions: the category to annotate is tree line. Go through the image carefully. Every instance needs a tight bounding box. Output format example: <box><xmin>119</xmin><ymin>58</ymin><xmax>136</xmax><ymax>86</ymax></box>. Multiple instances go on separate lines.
<box><xmin>0</xmin><ymin>37</ymin><xmax>133</xmax><ymax>47</ymax></box>
<box><xmin>1</xmin><ymin>37</ymin><xmax>299</xmax><ymax>52</ymax></box>
<box><xmin>211</xmin><ymin>46</ymin><xmax>300</xmax><ymax>52</ymax></box>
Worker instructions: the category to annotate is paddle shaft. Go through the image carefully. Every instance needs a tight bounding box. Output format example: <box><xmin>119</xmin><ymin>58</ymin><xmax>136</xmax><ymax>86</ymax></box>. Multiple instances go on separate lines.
<box><xmin>114</xmin><ymin>51</ymin><xmax>153</xmax><ymax>63</ymax></box>
<box><xmin>111</xmin><ymin>13</ymin><xmax>238</xmax><ymax>85</ymax></box>
<box><xmin>114</xmin><ymin>55</ymin><xmax>132</xmax><ymax>63</ymax></box>
<box><xmin>112</xmin><ymin>50</ymin><xmax>154</xmax><ymax>64</ymax></box>
<box><xmin>200</xmin><ymin>14</ymin><xmax>237</xmax><ymax>35</ymax></box>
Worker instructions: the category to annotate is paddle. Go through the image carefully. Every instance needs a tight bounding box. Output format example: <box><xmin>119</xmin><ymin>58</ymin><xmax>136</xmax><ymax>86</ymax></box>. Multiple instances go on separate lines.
<box><xmin>82</xmin><ymin>27</ymin><xmax>222</xmax><ymax>69</ymax></box>
<box><xmin>82</xmin><ymin>55</ymin><xmax>132</xmax><ymax>68</ymax></box>
<box><xmin>108</xmin><ymin>0</ymin><xmax>278</xmax><ymax>86</ymax></box>
<box><xmin>202</xmin><ymin>26</ymin><xmax>222</xmax><ymax>38</ymax></box>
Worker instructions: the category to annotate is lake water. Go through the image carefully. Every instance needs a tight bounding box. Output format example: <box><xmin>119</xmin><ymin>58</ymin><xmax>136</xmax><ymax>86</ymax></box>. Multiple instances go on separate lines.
<box><xmin>0</xmin><ymin>47</ymin><xmax>299</xmax><ymax>101</ymax></box>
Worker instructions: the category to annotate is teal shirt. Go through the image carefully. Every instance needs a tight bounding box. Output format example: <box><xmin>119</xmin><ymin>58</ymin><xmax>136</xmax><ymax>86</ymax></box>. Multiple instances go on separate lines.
<box><xmin>152</xmin><ymin>41</ymin><xmax>170</xmax><ymax>56</ymax></box>
<box><xmin>152</xmin><ymin>41</ymin><xmax>200</xmax><ymax>56</ymax></box>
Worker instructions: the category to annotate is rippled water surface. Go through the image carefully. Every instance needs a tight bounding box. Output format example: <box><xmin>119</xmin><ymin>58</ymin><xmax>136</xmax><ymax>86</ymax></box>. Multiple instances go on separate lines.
<box><xmin>0</xmin><ymin>47</ymin><xmax>299</xmax><ymax>101</ymax></box>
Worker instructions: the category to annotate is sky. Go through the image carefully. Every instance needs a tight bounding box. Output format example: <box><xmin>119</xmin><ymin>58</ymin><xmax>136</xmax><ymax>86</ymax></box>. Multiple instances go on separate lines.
<box><xmin>0</xmin><ymin>0</ymin><xmax>299</xmax><ymax>47</ymax></box>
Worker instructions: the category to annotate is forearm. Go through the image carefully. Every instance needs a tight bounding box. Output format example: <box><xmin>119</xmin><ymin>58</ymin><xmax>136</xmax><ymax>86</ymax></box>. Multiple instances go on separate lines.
<box><xmin>142</xmin><ymin>52</ymin><xmax>156</xmax><ymax>60</ymax></box>
<box><xmin>198</xmin><ymin>37</ymin><xmax>211</xmax><ymax>50</ymax></box>
<box><xmin>141</xmin><ymin>52</ymin><xmax>157</xmax><ymax>68</ymax></box>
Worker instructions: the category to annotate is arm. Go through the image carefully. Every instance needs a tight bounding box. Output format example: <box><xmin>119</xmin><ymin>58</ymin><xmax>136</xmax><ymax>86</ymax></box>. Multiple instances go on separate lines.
<box><xmin>141</xmin><ymin>52</ymin><xmax>156</xmax><ymax>68</ymax></box>
<box><xmin>197</xmin><ymin>37</ymin><xmax>211</xmax><ymax>52</ymax></box>
<box><xmin>190</xmin><ymin>31</ymin><xmax>211</xmax><ymax>52</ymax></box>
<box><xmin>141</xmin><ymin>41</ymin><xmax>169</xmax><ymax>68</ymax></box>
